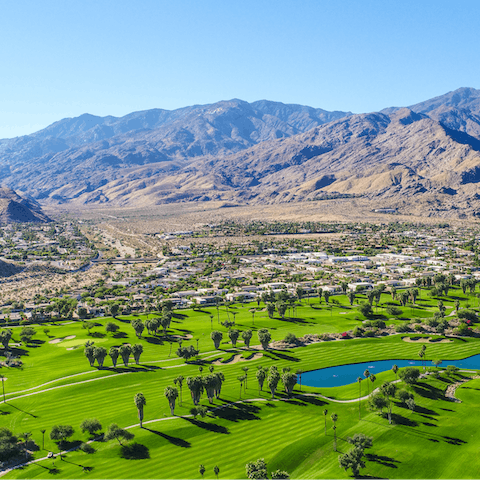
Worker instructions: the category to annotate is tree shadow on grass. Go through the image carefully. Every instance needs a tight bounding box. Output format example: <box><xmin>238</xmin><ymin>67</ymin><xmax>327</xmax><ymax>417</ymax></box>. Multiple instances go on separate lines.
<box><xmin>47</xmin><ymin>468</ymin><xmax>62</xmax><ymax>475</ymax></box>
<box><xmin>120</xmin><ymin>442</ymin><xmax>150</xmax><ymax>459</ymax></box>
<box><xmin>412</xmin><ymin>383</ymin><xmax>444</xmax><ymax>401</ymax></box>
<box><xmin>265</xmin><ymin>351</ymin><xmax>300</xmax><ymax>362</ymax></box>
<box><xmin>366</xmin><ymin>453</ymin><xmax>400</xmax><ymax>469</ymax></box>
<box><xmin>143</xmin><ymin>428</ymin><xmax>191</xmax><ymax>448</ymax></box>
<box><xmin>213</xmin><ymin>403</ymin><xmax>261</xmax><ymax>422</ymax></box>
<box><xmin>172</xmin><ymin>313</ymin><xmax>188</xmax><ymax>320</ymax></box>
<box><xmin>6</xmin><ymin>402</ymin><xmax>38</xmax><ymax>418</ymax></box>
<box><xmin>58</xmin><ymin>440</ymin><xmax>83</xmax><ymax>451</ymax></box>
<box><xmin>182</xmin><ymin>417</ymin><xmax>229</xmax><ymax>434</ymax></box>
<box><xmin>89</xmin><ymin>332</ymin><xmax>106</xmax><ymax>339</ymax></box>
<box><xmin>390</xmin><ymin>413</ymin><xmax>418</xmax><ymax>427</ymax></box>
<box><xmin>108</xmin><ymin>365</ymin><xmax>160</xmax><ymax>373</ymax></box>
<box><xmin>9</xmin><ymin>346</ymin><xmax>29</xmax><ymax>357</ymax></box>
<box><xmin>113</xmin><ymin>332</ymin><xmax>128</xmax><ymax>339</ymax></box>
<box><xmin>145</xmin><ymin>336</ymin><xmax>164</xmax><ymax>345</ymax></box>
<box><xmin>443</xmin><ymin>436</ymin><xmax>467</xmax><ymax>445</ymax></box>
<box><xmin>357</xmin><ymin>475</ymin><xmax>388</xmax><ymax>479</ymax></box>
<box><xmin>277</xmin><ymin>317</ymin><xmax>313</xmax><ymax>325</ymax></box>
<box><xmin>296</xmin><ymin>395</ymin><xmax>328</xmax><ymax>407</ymax></box>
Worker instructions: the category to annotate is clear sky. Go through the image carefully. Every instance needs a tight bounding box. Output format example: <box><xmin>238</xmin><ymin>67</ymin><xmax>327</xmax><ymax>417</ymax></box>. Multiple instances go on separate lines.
<box><xmin>1</xmin><ymin>0</ymin><xmax>479</xmax><ymax>138</ymax></box>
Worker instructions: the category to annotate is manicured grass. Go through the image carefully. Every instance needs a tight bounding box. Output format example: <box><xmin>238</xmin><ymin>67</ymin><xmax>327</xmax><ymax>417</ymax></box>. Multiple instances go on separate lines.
<box><xmin>2</xmin><ymin>287</ymin><xmax>480</xmax><ymax>478</ymax></box>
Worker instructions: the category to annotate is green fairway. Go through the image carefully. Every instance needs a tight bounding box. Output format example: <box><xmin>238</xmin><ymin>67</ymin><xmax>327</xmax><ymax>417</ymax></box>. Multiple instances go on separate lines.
<box><xmin>2</xmin><ymin>288</ymin><xmax>480</xmax><ymax>478</ymax></box>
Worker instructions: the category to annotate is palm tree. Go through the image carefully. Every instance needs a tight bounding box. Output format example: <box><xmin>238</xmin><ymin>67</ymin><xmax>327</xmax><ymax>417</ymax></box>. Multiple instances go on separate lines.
<box><xmin>199</xmin><ymin>465</ymin><xmax>206</xmax><ymax>479</ymax></box>
<box><xmin>380</xmin><ymin>382</ymin><xmax>396</xmax><ymax>425</ymax></box>
<box><xmin>164</xmin><ymin>386</ymin><xmax>179</xmax><ymax>415</ymax></box>
<box><xmin>296</xmin><ymin>369</ymin><xmax>304</xmax><ymax>392</ymax></box>
<box><xmin>256</xmin><ymin>366</ymin><xmax>267</xmax><ymax>393</ymax></box>
<box><xmin>249</xmin><ymin>308</ymin><xmax>256</xmax><ymax>325</ymax></box>
<box><xmin>331</xmin><ymin>413</ymin><xmax>338</xmax><ymax>451</ymax></box>
<box><xmin>392</xmin><ymin>364</ymin><xmax>399</xmax><ymax>381</ymax></box>
<box><xmin>347</xmin><ymin>291</ymin><xmax>356</xmax><ymax>306</ymax></box>
<box><xmin>357</xmin><ymin>377</ymin><xmax>362</xmax><ymax>419</ymax></box>
<box><xmin>134</xmin><ymin>393</ymin><xmax>146</xmax><ymax>428</ymax></box>
<box><xmin>370</xmin><ymin>373</ymin><xmax>376</xmax><ymax>391</ymax></box>
<box><xmin>364</xmin><ymin>369</ymin><xmax>370</xmax><ymax>395</ymax></box>
<box><xmin>242</xmin><ymin>366</ymin><xmax>249</xmax><ymax>391</ymax></box>
<box><xmin>323</xmin><ymin>408</ymin><xmax>328</xmax><ymax>434</ymax></box>
<box><xmin>40</xmin><ymin>429</ymin><xmax>46</xmax><ymax>450</ymax></box>
<box><xmin>174</xmin><ymin>375</ymin><xmax>184</xmax><ymax>406</ymax></box>
<box><xmin>454</xmin><ymin>299</ymin><xmax>460</xmax><ymax>313</ymax></box>
<box><xmin>0</xmin><ymin>374</ymin><xmax>5</xmax><ymax>403</ymax></box>
<box><xmin>214</xmin><ymin>465</ymin><xmax>220</xmax><ymax>479</ymax></box>
<box><xmin>20</xmin><ymin>431</ymin><xmax>32</xmax><ymax>457</ymax></box>
<box><xmin>237</xmin><ymin>375</ymin><xmax>246</xmax><ymax>399</ymax></box>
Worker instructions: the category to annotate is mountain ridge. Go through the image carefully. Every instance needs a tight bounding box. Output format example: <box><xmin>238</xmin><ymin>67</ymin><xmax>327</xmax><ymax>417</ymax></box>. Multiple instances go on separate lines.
<box><xmin>1</xmin><ymin>88</ymin><xmax>480</xmax><ymax>218</ymax></box>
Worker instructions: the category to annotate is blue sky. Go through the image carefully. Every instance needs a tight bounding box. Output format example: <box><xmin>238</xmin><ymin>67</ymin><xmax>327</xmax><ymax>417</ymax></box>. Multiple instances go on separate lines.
<box><xmin>1</xmin><ymin>0</ymin><xmax>479</xmax><ymax>138</ymax></box>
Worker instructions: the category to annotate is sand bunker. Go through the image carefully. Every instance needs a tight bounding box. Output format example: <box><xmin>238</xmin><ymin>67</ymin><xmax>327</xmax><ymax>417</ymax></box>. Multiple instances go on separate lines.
<box><xmin>49</xmin><ymin>335</ymin><xmax>76</xmax><ymax>345</ymax></box>
<box><xmin>170</xmin><ymin>334</ymin><xmax>193</xmax><ymax>341</ymax></box>
<box><xmin>402</xmin><ymin>336</ymin><xmax>452</xmax><ymax>344</ymax></box>
<box><xmin>212</xmin><ymin>352</ymin><xmax>263</xmax><ymax>366</ymax></box>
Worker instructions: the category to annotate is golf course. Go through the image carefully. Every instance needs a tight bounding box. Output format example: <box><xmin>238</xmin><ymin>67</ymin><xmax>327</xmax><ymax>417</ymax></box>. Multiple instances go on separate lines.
<box><xmin>1</xmin><ymin>287</ymin><xmax>480</xmax><ymax>478</ymax></box>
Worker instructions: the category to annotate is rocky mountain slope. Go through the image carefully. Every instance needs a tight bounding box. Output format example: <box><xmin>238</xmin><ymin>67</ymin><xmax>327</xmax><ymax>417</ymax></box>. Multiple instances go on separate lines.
<box><xmin>0</xmin><ymin>99</ymin><xmax>350</xmax><ymax>200</ymax></box>
<box><xmin>0</xmin><ymin>187</ymin><xmax>51</xmax><ymax>223</ymax></box>
<box><xmin>0</xmin><ymin>88</ymin><xmax>480</xmax><ymax>217</ymax></box>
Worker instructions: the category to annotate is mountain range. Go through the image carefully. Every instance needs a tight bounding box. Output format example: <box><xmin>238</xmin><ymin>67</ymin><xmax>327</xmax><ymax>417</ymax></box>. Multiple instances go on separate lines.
<box><xmin>1</xmin><ymin>87</ymin><xmax>480</xmax><ymax>216</ymax></box>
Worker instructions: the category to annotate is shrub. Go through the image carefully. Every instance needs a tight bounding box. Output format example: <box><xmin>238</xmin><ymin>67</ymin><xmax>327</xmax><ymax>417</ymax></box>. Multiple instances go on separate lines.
<box><xmin>283</xmin><ymin>333</ymin><xmax>297</xmax><ymax>344</ymax></box>
<box><xmin>414</xmin><ymin>324</ymin><xmax>424</xmax><ymax>332</ymax></box>
<box><xmin>353</xmin><ymin>327</ymin><xmax>364</xmax><ymax>337</ymax></box>
<box><xmin>458</xmin><ymin>309</ymin><xmax>477</xmax><ymax>322</ymax></box>
<box><xmin>364</xmin><ymin>330</ymin><xmax>376</xmax><ymax>337</ymax></box>
<box><xmin>424</xmin><ymin>318</ymin><xmax>438</xmax><ymax>328</ymax></box>
<box><xmin>455</xmin><ymin>322</ymin><xmax>470</xmax><ymax>336</ymax></box>
<box><xmin>386</xmin><ymin>306</ymin><xmax>403</xmax><ymax>316</ymax></box>
<box><xmin>395</xmin><ymin>323</ymin><xmax>410</xmax><ymax>333</ymax></box>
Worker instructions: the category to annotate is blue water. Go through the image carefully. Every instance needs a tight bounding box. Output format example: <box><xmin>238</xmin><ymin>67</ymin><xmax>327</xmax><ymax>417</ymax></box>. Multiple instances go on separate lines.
<box><xmin>302</xmin><ymin>355</ymin><xmax>480</xmax><ymax>388</ymax></box>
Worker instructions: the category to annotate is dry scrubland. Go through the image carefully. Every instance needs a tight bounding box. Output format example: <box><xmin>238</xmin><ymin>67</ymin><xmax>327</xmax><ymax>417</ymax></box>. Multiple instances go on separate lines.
<box><xmin>47</xmin><ymin>198</ymin><xmax>474</xmax><ymax>234</ymax></box>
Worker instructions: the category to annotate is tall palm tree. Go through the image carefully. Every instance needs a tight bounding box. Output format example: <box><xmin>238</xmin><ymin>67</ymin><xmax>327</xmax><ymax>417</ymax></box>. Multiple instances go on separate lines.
<box><xmin>331</xmin><ymin>413</ymin><xmax>338</xmax><ymax>451</ymax></box>
<box><xmin>392</xmin><ymin>364</ymin><xmax>399</xmax><ymax>381</ymax></box>
<box><xmin>164</xmin><ymin>386</ymin><xmax>179</xmax><ymax>415</ymax></box>
<box><xmin>380</xmin><ymin>382</ymin><xmax>396</xmax><ymax>425</ymax></box>
<box><xmin>242</xmin><ymin>366</ymin><xmax>249</xmax><ymax>391</ymax></box>
<box><xmin>357</xmin><ymin>377</ymin><xmax>362</xmax><ymax>419</ymax></box>
<box><xmin>364</xmin><ymin>369</ymin><xmax>370</xmax><ymax>395</ymax></box>
<box><xmin>174</xmin><ymin>375</ymin><xmax>184</xmax><ymax>405</ymax></box>
<box><xmin>296</xmin><ymin>369</ymin><xmax>304</xmax><ymax>392</ymax></box>
<box><xmin>370</xmin><ymin>373</ymin><xmax>376</xmax><ymax>392</ymax></box>
<box><xmin>323</xmin><ymin>409</ymin><xmax>328</xmax><ymax>434</ymax></box>
<box><xmin>134</xmin><ymin>393</ymin><xmax>146</xmax><ymax>428</ymax></box>
<box><xmin>237</xmin><ymin>375</ymin><xmax>246</xmax><ymax>399</ymax></box>
<box><xmin>0</xmin><ymin>374</ymin><xmax>5</xmax><ymax>403</ymax></box>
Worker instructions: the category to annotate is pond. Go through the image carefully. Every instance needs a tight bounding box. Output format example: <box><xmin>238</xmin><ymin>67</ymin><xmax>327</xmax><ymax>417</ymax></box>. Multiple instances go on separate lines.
<box><xmin>301</xmin><ymin>354</ymin><xmax>480</xmax><ymax>388</ymax></box>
